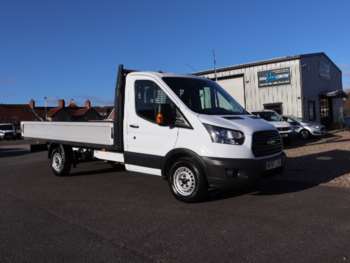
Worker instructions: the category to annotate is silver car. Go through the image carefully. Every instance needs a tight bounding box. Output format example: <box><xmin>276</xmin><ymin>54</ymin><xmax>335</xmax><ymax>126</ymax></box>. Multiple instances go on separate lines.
<box><xmin>0</xmin><ymin>123</ymin><xmax>16</xmax><ymax>140</ymax></box>
<box><xmin>282</xmin><ymin>116</ymin><xmax>326</xmax><ymax>139</ymax></box>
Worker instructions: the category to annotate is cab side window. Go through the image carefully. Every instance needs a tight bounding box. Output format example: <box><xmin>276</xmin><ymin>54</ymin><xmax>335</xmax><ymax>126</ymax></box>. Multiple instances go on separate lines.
<box><xmin>135</xmin><ymin>80</ymin><xmax>174</xmax><ymax>123</ymax></box>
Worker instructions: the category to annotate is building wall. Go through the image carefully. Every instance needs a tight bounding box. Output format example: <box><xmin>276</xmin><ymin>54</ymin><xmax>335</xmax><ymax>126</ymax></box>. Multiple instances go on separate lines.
<box><xmin>198</xmin><ymin>59</ymin><xmax>303</xmax><ymax>117</ymax></box>
<box><xmin>300</xmin><ymin>55</ymin><xmax>343</xmax><ymax>124</ymax></box>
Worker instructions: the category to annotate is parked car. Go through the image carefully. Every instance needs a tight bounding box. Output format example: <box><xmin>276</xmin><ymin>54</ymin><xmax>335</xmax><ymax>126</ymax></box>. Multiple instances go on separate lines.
<box><xmin>0</xmin><ymin>123</ymin><xmax>16</xmax><ymax>140</ymax></box>
<box><xmin>282</xmin><ymin>116</ymin><xmax>326</xmax><ymax>139</ymax></box>
<box><xmin>251</xmin><ymin>110</ymin><xmax>293</xmax><ymax>140</ymax></box>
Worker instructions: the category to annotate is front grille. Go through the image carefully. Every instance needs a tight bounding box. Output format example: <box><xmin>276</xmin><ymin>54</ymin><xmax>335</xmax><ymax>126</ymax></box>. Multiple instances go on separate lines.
<box><xmin>277</xmin><ymin>127</ymin><xmax>291</xmax><ymax>132</ymax></box>
<box><xmin>252</xmin><ymin>130</ymin><xmax>283</xmax><ymax>157</ymax></box>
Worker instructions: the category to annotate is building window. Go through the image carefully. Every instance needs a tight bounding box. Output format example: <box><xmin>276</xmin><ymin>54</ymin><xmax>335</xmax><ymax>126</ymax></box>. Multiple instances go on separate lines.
<box><xmin>263</xmin><ymin>103</ymin><xmax>283</xmax><ymax>115</ymax></box>
<box><xmin>308</xmin><ymin>100</ymin><xmax>316</xmax><ymax>121</ymax></box>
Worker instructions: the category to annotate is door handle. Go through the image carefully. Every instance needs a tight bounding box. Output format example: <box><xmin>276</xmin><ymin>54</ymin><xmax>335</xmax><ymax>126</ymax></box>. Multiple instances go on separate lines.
<box><xmin>129</xmin><ymin>124</ymin><xmax>139</xmax><ymax>128</ymax></box>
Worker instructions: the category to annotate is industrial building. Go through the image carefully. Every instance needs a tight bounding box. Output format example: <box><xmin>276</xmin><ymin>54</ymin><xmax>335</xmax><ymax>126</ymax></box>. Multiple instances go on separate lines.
<box><xmin>195</xmin><ymin>52</ymin><xmax>346</xmax><ymax>127</ymax></box>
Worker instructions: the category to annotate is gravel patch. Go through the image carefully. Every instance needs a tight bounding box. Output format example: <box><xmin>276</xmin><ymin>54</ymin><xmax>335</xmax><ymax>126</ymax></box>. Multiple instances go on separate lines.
<box><xmin>279</xmin><ymin>130</ymin><xmax>350</xmax><ymax>188</ymax></box>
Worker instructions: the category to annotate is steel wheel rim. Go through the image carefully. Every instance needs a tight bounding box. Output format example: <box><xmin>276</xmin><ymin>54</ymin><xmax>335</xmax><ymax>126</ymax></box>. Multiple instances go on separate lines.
<box><xmin>173</xmin><ymin>166</ymin><xmax>196</xmax><ymax>196</ymax></box>
<box><xmin>52</xmin><ymin>152</ymin><xmax>63</xmax><ymax>172</ymax></box>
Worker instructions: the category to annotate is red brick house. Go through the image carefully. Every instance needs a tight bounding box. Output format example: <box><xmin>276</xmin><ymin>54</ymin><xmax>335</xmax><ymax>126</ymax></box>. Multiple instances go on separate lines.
<box><xmin>0</xmin><ymin>100</ymin><xmax>48</xmax><ymax>126</ymax></box>
<box><xmin>0</xmin><ymin>99</ymin><xmax>104</xmax><ymax>128</ymax></box>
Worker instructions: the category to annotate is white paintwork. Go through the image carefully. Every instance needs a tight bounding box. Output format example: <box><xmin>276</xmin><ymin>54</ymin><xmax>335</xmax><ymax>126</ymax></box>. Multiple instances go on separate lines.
<box><xmin>217</xmin><ymin>76</ymin><xmax>245</xmax><ymax>107</ymax></box>
<box><xmin>124</xmin><ymin>74</ymin><xmax>179</xmax><ymax>157</ymax></box>
<box><xmin>94</xmin><ymin>150</ymin><xmax>124</xmax><ymax>162</ymax></box>
<box><xmin>173</xmin><ymin>114</ymin><xmax>279</xmax><ymax>159</ymax></box>
<box><xmin>125</xmin><ymin>164</ymin><xmax>162</xmax><ymax>176</ymax></box>
<box><xmin>124</xmin><ymin>72</ymin><xmax>278</xmax><ymax>160</ymax></box>
<box><xmin>22</xmin><ymin>121</ymin><xmax>114</xmax><ymax>145</ymax></box>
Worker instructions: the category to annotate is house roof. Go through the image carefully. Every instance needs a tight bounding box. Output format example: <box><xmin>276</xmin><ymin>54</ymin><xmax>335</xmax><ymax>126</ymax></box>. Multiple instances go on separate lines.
<box><xmin>194</xmin><ymin>52</ymin><xmax>341</xmax><ymax>76</ymax></box>
<box><xmin>47</xmin><ymin>108</ymin><xmax>62</xmax><ymax>117</ymax></box>
<box><xmin>47</xmin><ymin>106</ymin><xmax>101</xmax><ymax>118</ymax></box>
<box><xmin>0</xmin><ymin>104</ymin><xmax>47</xmax><ymax>123</ymax></box>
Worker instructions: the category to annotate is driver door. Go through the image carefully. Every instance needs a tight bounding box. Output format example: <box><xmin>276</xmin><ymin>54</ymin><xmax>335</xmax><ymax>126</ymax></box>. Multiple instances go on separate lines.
<box><xmin>124</xmin><ymin>77</ymin><xmax>179</xmax><ymax>172</ymax></box>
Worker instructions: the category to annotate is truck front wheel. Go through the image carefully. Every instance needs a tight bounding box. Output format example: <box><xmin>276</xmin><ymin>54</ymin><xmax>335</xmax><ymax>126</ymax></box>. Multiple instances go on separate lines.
<box><xmin>168</xmin><ymin>157</ymin><xmax>208</xmax><ymax>202</ymax></box>
<box><xmin>50</xmin><ymin>145</ymin><xmax>72</xmax><ymax>176</ymax></box>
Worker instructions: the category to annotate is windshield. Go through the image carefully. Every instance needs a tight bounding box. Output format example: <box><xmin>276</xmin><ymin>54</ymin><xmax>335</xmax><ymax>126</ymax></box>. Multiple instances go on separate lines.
<box><xmin>162</xmin><ymin>77</ymin><xmax>247</xmax><ymax>115</ymax></box>
<box><xmin>0</xmin><ymin>125</ymin><xmax>14</xmax><ymax>130</ymax></box>
<box><xmin>254</xmin><ymin>111</ymin><xmax>283</xmax><ymax>122</ymax></box>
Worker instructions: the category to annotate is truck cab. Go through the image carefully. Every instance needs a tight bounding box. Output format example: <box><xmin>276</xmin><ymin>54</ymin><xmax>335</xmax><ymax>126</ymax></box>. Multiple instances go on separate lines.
<box><xmin>22</xmin><ymin>66</ymin><xmax>286</xmax><ymax>202</ymax></box>
<box><xmin>122</xmin><ymin>72</ymin><xmax>286</xmax><ymax>200</ymax></box>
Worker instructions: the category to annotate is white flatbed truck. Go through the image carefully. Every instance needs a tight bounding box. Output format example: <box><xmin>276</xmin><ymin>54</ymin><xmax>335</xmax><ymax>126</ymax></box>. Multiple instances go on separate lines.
<box><xmin>22</xmin><ymin>65</ymin><xmax>286</xmax><ymax>202</ymax></box>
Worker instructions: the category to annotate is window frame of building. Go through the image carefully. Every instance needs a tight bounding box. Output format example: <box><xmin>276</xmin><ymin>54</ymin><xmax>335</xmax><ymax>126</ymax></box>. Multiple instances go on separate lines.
<box><xmin>263</xmin><ymin>102</ymin><xmax>283</xmax><ymax>115</ymax></box>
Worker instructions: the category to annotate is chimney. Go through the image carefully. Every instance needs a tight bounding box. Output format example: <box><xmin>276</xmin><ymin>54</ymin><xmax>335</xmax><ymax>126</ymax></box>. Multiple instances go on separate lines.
<box><xmin>29</xmin><ymin>99</ymin><xmax>35</xmax><ymax>109</ymax></box>
<box><xmin>58</xmin><ymin>99</ymin><xmax>65</xmax><ymax>108</ymax></box>
<box><xmin>68</xmin><ymin>99</ymin><xmax>77</xmax><ymax>108</ymax></box>
<box><xmin>84</xmin><ymin>99</ymin><xmax>92</xmax><ymax>109</ymax></box>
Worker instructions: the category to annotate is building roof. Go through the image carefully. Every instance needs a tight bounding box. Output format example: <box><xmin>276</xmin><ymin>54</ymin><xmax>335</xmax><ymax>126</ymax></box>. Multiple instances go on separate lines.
<box><xmin>0</xmin><ymin>104</ymin><xmax>47</xmax><ymax>123</ymax></box>
<box><xmin>47</xmin><ymin>106</ymin><xmax>102</xmax><ymax>119</ymax></box>
<box><xmin>194</xmin><ymin>52</ymin><xmax>341</xmax><ymax>75</ymax></box>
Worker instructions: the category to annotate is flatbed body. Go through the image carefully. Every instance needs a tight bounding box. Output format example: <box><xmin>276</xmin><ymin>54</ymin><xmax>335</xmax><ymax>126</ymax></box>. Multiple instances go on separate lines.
<box><xmin>22</xmin><ymin>121</ymin><xmax>114</xmax><ymax>148</ymax></box>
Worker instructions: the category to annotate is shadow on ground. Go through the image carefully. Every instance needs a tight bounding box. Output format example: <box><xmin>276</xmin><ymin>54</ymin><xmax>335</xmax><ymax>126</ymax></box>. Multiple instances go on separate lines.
<box><xmin>0</xmin><ymin>147</ymin><xmax>30</xmax><ymax>158</ymax></box>
<box><xmin>70</xmin><ymin>164</ymin><xmax>125</xmax><ymax>177</ymax></box>
<box><xmin>284</xmin><ymin>132</ymin><xmax>344</xmax><ymax>149</ymax></box>
<box><xmin>208</xmin><ymin>148</ymin><xmax>350</xmax><ymax>201</ymax></box>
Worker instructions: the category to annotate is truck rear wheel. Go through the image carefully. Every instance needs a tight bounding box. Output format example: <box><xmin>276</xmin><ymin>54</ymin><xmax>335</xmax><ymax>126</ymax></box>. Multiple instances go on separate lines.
<box><xmin>50</xmin><ymin>145</ymin><xmax>72</xmax><ymax>176</ymax></box>
<box><xmin>168</xmin><ymin>157</ymin><xmax>208</xmax><ymax>202</ymax></box>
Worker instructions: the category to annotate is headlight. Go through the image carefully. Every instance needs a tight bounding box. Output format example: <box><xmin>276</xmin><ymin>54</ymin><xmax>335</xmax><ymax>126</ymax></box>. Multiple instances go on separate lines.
<box><xmin>203</xmin><ymin>124</ymin><xmax>245</xmax><ymax>145</ymax></box>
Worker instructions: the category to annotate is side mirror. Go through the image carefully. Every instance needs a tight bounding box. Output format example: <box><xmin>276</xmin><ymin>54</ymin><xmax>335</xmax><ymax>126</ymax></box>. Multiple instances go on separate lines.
<box><xmin>156</xmin><ymin>104</ymin><xmax>176</xmax><ymax>126</ymax></box>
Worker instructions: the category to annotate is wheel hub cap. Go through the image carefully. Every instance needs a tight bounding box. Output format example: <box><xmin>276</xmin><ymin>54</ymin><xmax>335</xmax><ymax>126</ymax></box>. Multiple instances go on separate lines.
<box><xmin>173</xmin><ymin>167</ymin><xmax>196</xmax><ymax>196</ymax></box>
<box><xmin>52</xmin><ymin>152</ymin><xmax>63</xmax><ymax>172</ymax></box>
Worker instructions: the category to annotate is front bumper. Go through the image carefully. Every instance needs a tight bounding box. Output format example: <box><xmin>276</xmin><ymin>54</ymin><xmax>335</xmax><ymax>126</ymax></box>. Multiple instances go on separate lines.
<box><xmin>203</xmin><ymin>152</ymin><xmax>286</xmax><ymax>185</ymax></box>
<box><xmin>2</xmin><ymin>133</ymin><xmax>15</xmax><ymax>139</ymax></box>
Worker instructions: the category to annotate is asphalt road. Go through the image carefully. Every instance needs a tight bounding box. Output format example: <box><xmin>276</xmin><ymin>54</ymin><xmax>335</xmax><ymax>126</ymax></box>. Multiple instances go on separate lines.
<box><xmin>1</xmin><ymin>148</ymin><xmax>350</xmax><ymax>263</ymax></box>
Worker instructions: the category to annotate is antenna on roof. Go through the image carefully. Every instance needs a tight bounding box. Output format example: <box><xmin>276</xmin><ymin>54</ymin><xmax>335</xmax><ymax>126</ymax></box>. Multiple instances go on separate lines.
<box><xmin>212</xmin><ymin>49</ymin><xmax>217</xmax><ymax>81</ymax></box>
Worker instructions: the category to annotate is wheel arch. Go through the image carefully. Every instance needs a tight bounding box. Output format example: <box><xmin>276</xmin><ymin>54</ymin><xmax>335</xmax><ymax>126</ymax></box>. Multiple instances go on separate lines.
<box><xmin>162</xmin><ymin>148</ymin><xmax>207</xmax><ymax>179</ymax></box>
<box><xmin>48</xmin><ymin>143</ymin><xmax>60</xmax><ymax>159</ymax></box>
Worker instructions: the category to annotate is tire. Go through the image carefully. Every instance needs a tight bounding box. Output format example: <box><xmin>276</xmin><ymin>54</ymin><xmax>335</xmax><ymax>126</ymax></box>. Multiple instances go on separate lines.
<box><xmin>50</xmin><ymin>145</ymin><xmax>72</xmax><ymax>176</ymax></box>
<box><xmin>168</xmin><ymin>157</ymin><xmax>208</xmax><ymax>202</ymax></box>
<box><xmin>300</xmin><ymin>129</ymin><xmax>310</xmax><ymax>140</ymax></box>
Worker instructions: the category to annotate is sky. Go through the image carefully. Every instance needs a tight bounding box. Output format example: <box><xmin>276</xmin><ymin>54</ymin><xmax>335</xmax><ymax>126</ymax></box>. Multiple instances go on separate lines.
<box><xmin>0</xmin><ymin>0</ymin><xmax>349</xmax><ymax>106</ymax></box>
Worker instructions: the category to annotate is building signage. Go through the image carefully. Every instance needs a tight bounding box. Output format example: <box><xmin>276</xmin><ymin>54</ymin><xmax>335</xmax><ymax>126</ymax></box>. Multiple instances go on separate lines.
<box><xmin>258</xmin><ymin>68</ymin><xmax>291</xmax><ymax>87</ymax></box>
